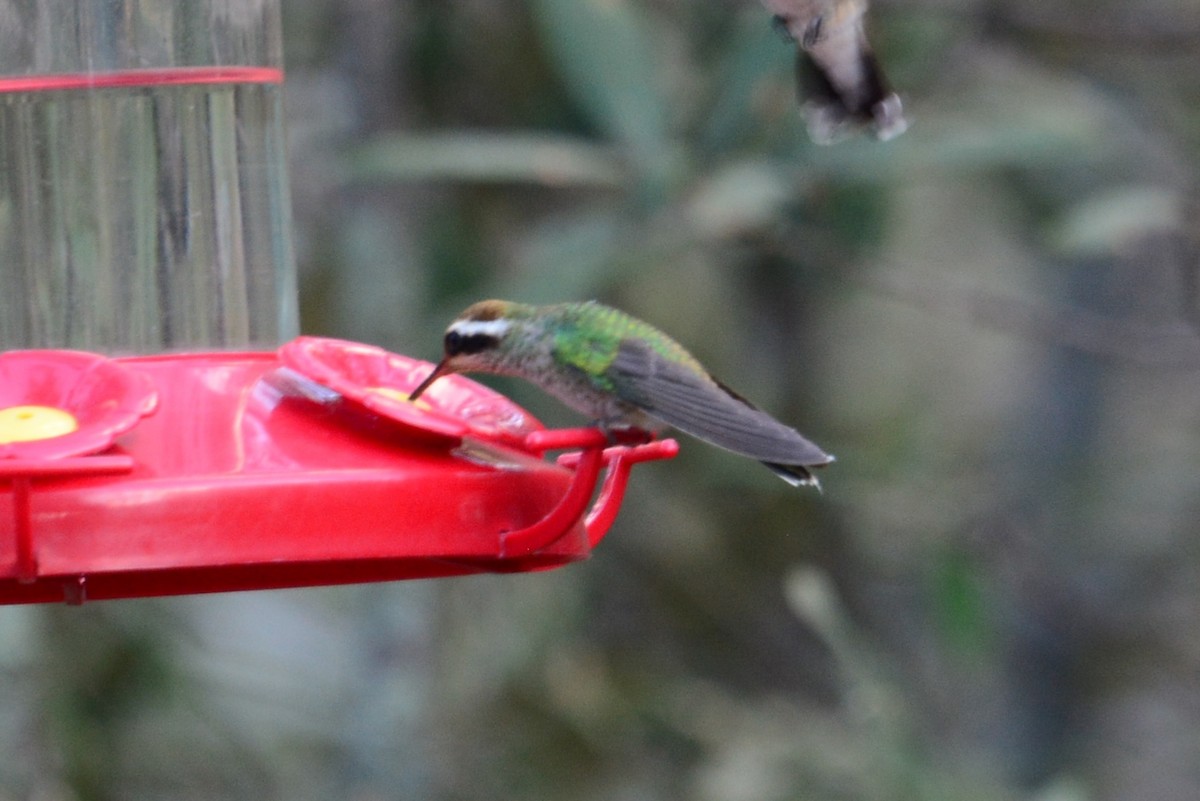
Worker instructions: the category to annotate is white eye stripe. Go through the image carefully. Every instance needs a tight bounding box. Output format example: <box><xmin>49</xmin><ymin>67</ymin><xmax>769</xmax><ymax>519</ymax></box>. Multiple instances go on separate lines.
<box><xmin>450</xmin><ymin>319</ymin><xmax>510</xmax><ymax>338</ymax></box>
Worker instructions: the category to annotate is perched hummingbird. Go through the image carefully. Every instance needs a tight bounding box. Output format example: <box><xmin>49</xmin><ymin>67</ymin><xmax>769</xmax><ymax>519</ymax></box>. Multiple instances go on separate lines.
<box><xmin>764</xmin><ymin>0</ymin><xmax>907</xmax><ymax>143</ymax></box>
<box><xmin>409</xmin><ymin>300</ymin><xmax>834</xmax><ymax>488</ymax></box>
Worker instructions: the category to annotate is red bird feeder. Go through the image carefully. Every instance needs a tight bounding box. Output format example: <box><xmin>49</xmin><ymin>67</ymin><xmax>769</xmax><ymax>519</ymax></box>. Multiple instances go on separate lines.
<box><xmin>0</xmin><ymin>4</ymin><xmax>674</xmax><ymax>604</ymax></box>
<box><xmin>0</xmin><ymin>341</ymin><xmax>677</xmax><ymax>605</ymax></box>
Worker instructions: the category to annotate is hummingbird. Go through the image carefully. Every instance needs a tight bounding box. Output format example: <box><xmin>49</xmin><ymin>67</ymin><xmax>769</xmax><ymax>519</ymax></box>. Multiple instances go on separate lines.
<box><xmin>409</xmin><ymin>300</ymin><xmax>834</xmax><ymax>488</ymax></box>
<box><xmin>764</xmin><ymin>0</ymin><xmax>907</xmax><ymax>143</ymax></box>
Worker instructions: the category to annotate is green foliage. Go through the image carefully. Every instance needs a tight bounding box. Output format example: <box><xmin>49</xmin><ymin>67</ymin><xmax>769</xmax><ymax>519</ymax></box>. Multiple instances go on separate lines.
<box><xmin>528</xmin><ymin>0</ymin><xmax>673</xmax><ymax>186</ymax></box>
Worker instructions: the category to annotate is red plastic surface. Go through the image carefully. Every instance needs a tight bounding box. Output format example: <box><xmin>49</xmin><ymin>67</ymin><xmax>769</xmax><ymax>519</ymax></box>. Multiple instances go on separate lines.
<box><xmin>0</xmin><ymin>342</ymin><xmax>676</xmax><ymax>604</ymax></box>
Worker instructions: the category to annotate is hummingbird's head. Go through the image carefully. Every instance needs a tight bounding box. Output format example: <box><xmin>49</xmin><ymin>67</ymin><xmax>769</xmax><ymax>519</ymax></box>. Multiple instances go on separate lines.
<box><xmin>408</xmin><ymin>300</ymin><xmax>532</xmax><ymax>400</ymax></box>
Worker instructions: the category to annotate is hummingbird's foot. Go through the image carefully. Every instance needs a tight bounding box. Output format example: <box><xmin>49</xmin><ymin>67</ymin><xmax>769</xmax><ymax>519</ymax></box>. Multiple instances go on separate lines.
<box><xmin>801</xmin><ymin>16</ymin><xmax>824</xmax><ymax>48</ymax></box>
<box><xmin>596</xmin><ymin>423</ymin><xmax>655</xmax><ymax>447</ymax></box>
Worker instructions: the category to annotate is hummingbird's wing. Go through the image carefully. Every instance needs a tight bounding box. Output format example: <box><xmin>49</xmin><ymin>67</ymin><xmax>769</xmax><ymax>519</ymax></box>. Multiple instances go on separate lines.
<box><xmin>608</xmin><ymin>339</ymin><xmax>833</xmax><ymax>467</ymax></box>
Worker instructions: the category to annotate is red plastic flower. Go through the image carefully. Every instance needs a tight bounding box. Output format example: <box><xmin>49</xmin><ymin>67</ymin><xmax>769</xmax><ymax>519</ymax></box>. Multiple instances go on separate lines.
<box><xmin>277</xmin><ymin>337</ymin><xmax>541</xmax><ymax>447</ymax></box>
<box><xmin>0</xmin><ymin>350</ymin><xmax>158</xmax><ymax>460</ymax></box>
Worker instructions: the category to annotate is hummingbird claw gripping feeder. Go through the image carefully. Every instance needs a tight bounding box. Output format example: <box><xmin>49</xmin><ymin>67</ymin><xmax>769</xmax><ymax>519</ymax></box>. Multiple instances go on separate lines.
<box><xmin>0</xmin><ymin>3</ymin><xmax>673</xmax><ymax>605</ymax></box>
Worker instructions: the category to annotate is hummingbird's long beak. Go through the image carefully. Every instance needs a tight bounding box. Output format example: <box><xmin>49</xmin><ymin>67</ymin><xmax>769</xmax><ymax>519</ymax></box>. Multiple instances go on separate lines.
<box><xmin>408</xmin><ymin>359</ymin><xmax>450</xmax><ymax>401</ymax></box>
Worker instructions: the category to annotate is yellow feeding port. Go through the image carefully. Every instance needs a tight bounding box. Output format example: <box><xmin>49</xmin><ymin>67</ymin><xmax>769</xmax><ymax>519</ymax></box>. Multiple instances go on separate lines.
<box><xmin>369</xmin><ymin>387</ymin><xmax>431</xmax><ymax>411</ymax></box>
<box><xmin>0</xmin><ymin>405</ymin><xmax>79</xmax><ymax>443</ymax></box>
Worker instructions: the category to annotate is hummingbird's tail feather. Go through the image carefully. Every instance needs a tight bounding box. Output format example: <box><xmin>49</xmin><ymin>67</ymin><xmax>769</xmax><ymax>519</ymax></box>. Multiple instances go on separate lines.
<box><xmin>797</xmin><ymin>47</ymin><xmax>906</xmax><ymax>143</ymax></box>
<box><xmin>763</xmin><ymin>460</ymin><xmax>827</xmax><ymax>491</ymax></box>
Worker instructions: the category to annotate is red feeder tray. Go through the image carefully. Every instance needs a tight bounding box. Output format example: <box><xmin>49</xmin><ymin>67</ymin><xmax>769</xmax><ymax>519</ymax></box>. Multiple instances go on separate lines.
<box><xmin>0</xmin><ymin>339</ymin><xmax>677</xmax><ymax>605</ymax></box>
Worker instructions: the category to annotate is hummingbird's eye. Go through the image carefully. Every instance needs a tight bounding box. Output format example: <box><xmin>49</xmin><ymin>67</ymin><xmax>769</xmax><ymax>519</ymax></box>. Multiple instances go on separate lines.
<box><xmin>444</xmin><ymin>327</ymin><xmax>499</xmax><ymax>356</ymax></box>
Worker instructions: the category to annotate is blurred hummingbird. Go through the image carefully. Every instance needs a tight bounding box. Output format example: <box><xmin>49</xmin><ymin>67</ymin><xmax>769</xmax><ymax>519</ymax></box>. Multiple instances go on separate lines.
<box><xmin>764</xmin><ymin>0</ymin><xmax>907</xmax><ymax>143</ymax></box>
<box><xmin>409</xmin><ymin>300</ymin><xmax>834</xmax><ymax>488</ymax></box>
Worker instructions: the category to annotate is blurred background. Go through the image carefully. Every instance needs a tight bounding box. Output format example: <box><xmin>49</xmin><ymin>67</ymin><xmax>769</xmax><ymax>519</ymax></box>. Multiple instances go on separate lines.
<box><xmin>4</xmin><ymin>0</ymin><xmax>1200</xmax><ymax>798</ymax></box>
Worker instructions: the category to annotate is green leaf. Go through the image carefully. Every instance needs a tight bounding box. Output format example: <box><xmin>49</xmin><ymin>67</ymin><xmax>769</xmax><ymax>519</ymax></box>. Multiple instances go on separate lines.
<box><xmin>1052</xmin><ymin>186</ymin><xmax>1183</xmax><ymax>257</ymax></box>
<box><xmin>504</xmin><ymin>208</ymin><xmax>627</xmax><ymax>302</ymax></box>
<box><xmin>931</xmin><ymin>547</ymin><xmax>992</xmax><ymax>657</ymax></box>
<box><xmin>347</xmin><ymin>131</ymin><xmax>627</xmax><ymax>189</ymax></box>
<box><xmin>684</xmin><ymin>159</ymin><xmax>793</xmax><ymax>237</ymax></box>
<box><xmin>699</xmin><ymin>11</ymin><xmax>796</xmax><ymax>153</ymax></box>
<box><xmin>527</xmin><ymin>0</ymin><xmax>672</xmax><ymax>172</ymax></box>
